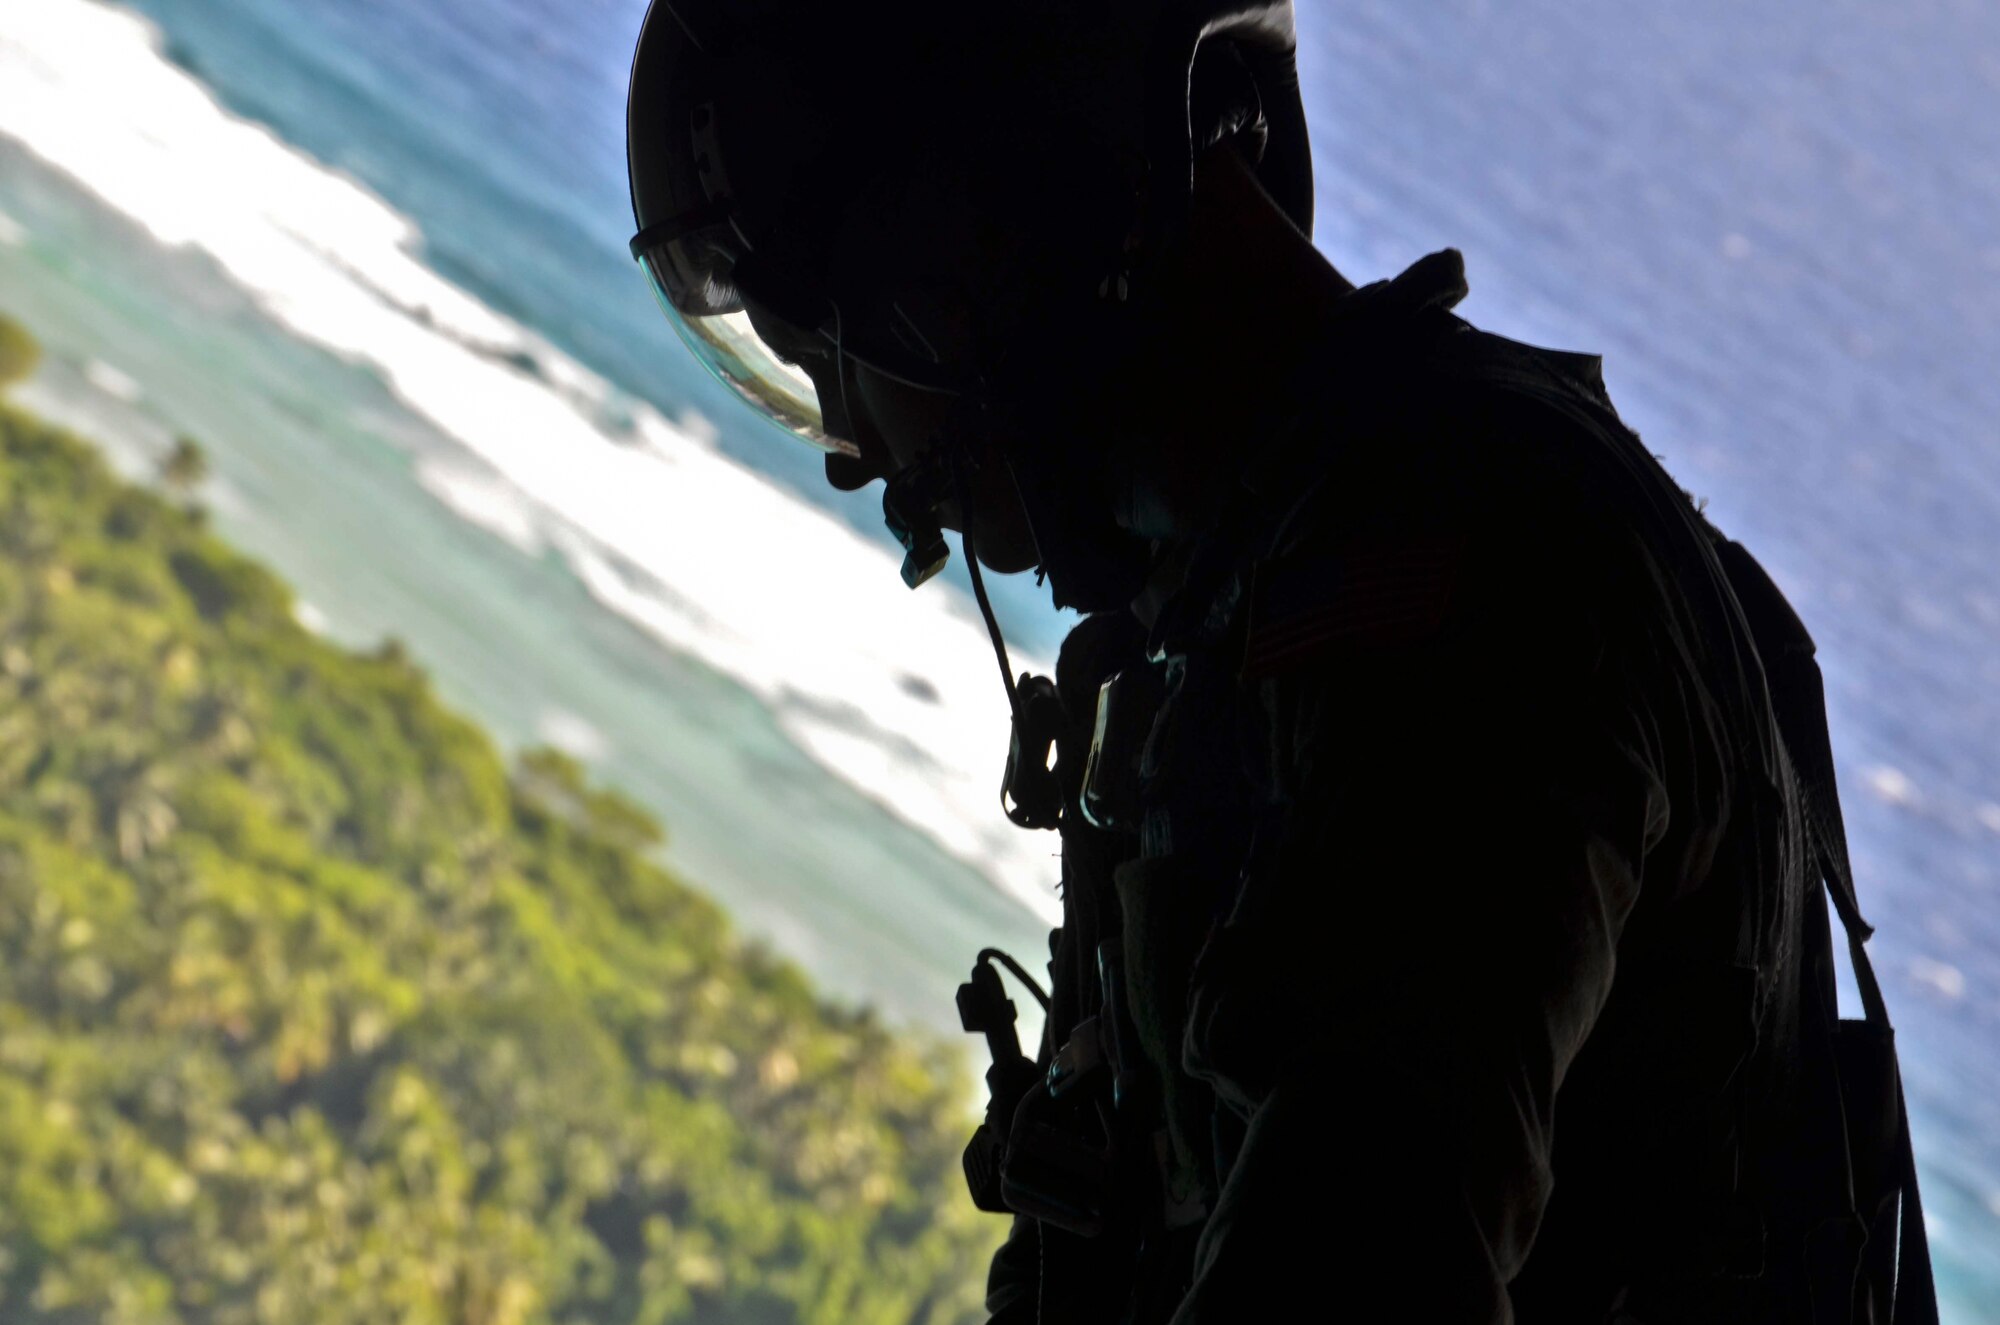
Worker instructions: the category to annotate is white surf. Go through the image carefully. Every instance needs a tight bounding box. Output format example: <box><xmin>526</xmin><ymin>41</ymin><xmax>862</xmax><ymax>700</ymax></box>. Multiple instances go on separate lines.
<box><xmin>0</xmin><ymin>0</ymin><xmax>1064</xmax><ymax>928</ymax></box>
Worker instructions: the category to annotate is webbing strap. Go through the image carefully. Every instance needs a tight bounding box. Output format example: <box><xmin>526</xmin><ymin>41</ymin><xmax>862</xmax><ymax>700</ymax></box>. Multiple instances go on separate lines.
<box><xmin>1713</xmin><ymin>539</ymin><xmax>1937</xmax><ymax>1325</ymax></box>
<box><xmin>1890</xmin><ymin>1071</ymin><xmax>1939</xmax><ymax>1325</ymax></box>
<box><xmin>1763</xmin><ymin>614</ymin><xmax>1891</xmax><ymax>1031</ymax></box>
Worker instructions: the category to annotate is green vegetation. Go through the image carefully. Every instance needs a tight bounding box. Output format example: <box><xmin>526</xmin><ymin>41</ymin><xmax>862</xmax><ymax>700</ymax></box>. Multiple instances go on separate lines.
<box><xmin>160</xmin><ymin>435</ymin><xmax>211</xmax><ymax>497</ymax></box>
<box><xmin>0</xmin><ymin>315</ymin><xmax>39</xmax><ymax>388</ymax></box>
<box><xmin>0</xmin><ymin>395</ymin><xmax>996</xmax><ymax>1324</ymax></box>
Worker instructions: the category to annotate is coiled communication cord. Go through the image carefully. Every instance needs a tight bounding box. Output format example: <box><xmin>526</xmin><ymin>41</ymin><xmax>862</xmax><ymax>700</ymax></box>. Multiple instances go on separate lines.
<box><xmin>976</xmin><ymin>946</ymin><xmax>1051</xmax><ymax>1014</ymax></box>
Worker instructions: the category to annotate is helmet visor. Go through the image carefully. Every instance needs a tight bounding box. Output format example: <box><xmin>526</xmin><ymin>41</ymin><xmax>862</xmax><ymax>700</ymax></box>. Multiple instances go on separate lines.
<box><xmin>636</xmin><ymin>245</ymin><xmax>859</xmax><ymax>457</ymax></box>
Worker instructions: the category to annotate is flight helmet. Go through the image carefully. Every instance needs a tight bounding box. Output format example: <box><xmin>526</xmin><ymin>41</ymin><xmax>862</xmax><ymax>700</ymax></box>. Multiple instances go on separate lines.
<box><xmin>624</xmin><ymin>0</ymin><xmax>1315</xmax><ymax>462</ymax></box>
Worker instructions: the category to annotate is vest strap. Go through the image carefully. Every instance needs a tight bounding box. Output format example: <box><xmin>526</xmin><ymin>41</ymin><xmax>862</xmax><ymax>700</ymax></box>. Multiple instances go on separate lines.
<box><xmin>1712</xmin><ymin>538</ymin><xmax>1937</xmax><ymax>1325</ymax></box>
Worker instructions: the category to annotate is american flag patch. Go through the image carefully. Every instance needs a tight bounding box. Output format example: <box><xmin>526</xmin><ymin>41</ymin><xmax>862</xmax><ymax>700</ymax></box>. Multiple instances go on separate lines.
<box><xmin>1239</xmin><ymin>541</ymin><xmax>1459</xmax><ymax>680</ymax></box>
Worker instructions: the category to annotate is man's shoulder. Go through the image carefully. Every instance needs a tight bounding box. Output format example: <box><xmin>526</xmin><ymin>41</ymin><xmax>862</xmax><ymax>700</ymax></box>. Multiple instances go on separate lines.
<box><xmin>1238</xmin><ymin>323</ymin><xmax>1716</xmax><ymax>684</ymax></box>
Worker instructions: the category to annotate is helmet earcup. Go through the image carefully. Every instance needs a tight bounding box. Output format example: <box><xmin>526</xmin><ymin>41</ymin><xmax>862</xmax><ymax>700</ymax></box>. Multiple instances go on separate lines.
<box><xmin>1179</xmin><ymin>6</ymin><xmax>1313</xmax><ymax>240</ymax></box>
<box><xmin>1192</xmin><ymin>39</ymin><xmax>1269</xmax><ymax>160</ymax></box>
<box><xmin>1233</xmin><ymin>36</ymin><xmax>1313</xmax><ymax>237</ymax></box>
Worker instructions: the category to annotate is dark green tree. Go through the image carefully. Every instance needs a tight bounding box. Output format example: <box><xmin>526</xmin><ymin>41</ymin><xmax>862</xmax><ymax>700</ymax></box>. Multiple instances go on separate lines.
<box><xmin>159</xmin><ymin>434</ymin><xmax>209</xmax><ymax>495</ymax></box>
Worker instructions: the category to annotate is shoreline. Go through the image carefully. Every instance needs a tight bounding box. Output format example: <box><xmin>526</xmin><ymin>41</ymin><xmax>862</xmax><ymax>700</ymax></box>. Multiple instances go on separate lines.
<box><xmin>0</xmin><ymin>0</ymin><xmax>1067</xmax><ymax>941</ymax></box>
<box><xmin>0</xmin><ymin>143</ymin><xmax>1051</xmax><ymax>1043</ymax></box>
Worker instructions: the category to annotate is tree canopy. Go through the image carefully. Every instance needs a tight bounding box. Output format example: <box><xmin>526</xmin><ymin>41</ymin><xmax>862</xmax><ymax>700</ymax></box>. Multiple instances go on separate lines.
<box><xmin>0</xmin><ymin>394</ymin><xmax>997</xmax><ymax>1324</ymax></box>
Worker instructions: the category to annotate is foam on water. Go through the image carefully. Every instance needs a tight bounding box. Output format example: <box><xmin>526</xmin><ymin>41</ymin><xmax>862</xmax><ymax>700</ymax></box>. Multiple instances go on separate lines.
<box><xmin>82</xmin><ymin>358</ymin><xmax>142</xmax><ymax>402</ymax></box>
<box><xmin>0</xmin><ymin>0</ymin><xmax>1062</xmax><ymax>926</ymax></box>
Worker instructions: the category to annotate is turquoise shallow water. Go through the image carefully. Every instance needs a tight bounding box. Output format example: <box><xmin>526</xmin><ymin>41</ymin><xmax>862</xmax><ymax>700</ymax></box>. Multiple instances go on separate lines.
<box><xmin>0</xmin><ymin>139</ymin><xmax>1050</xmax><ymax>1044</ymax></box>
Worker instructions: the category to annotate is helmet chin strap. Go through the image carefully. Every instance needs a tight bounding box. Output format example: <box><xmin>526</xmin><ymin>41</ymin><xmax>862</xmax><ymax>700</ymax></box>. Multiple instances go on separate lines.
<box><xmin>953</xmin><ymin>439</ymin><xmax>1071</xmax><ymax>833</ymax></box>
<box><xmin>950</xmin><ymin>440</ymin><xmax>1024</xmax><ymax>721</ymax></box>
<box><xmin>879</xmin><ymin>407</ymin><xmax>1073</xmax><ymax>832</ymax></box>
<box><xmin>870</xmin><ymin>368</ymin><xmax>1032</xmax><ymax>723</ymax></box>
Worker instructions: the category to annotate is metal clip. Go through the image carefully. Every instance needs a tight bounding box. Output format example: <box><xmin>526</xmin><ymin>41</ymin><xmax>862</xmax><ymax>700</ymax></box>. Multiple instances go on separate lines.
<box><xmin>1001</xmin><ymin>673</ymin><xmax>1066</xmax><ymax>829</ymax></box>
<box><xmin>1079</xmin><ymin>663</ymin><xmax>1167</xmax><ymax>831</ymax></box>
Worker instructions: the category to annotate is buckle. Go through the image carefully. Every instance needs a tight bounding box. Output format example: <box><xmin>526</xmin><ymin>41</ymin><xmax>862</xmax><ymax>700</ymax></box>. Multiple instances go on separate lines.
<box><xmin>1001</xmin><ymin>673</ymin><xmax>1066</xmax><ymax>829</ymax></box>
<box><xmin>1079</xmin><ymin>664</ymin><xmax>1166</xmax><ymax>831</ymax></box>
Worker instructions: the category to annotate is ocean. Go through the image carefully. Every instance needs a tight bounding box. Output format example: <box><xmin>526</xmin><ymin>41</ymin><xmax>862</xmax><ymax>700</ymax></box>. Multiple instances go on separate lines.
<box><xmin>1</xmin><ymin>0</ymin><xmax>1996</xmax><ymax>1314</ymax></box>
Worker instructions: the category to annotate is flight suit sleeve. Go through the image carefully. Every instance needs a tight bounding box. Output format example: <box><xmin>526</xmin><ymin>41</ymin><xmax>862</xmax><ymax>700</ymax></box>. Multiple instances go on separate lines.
<box><xmin>984</xmin><ymin>1214</ymin><xmax>1039</xmax><ymax>1322</ymax></box>
<box><xmin>1172</xmin><ymin>491</ymin><xmax>1691</xmax><ymax>1322</ymax></box>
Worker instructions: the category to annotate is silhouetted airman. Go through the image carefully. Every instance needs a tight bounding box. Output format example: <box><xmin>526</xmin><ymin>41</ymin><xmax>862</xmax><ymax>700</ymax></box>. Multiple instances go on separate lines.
<box><xmin>625</xmin><ymin>3</ymin><xmax>1936</xmax><ymax>1319</ymax></box>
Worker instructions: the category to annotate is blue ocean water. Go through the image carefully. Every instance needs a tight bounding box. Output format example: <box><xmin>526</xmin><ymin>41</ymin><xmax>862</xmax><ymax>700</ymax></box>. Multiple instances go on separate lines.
<box><xmin>12</xmin><ymin>0</ymin><xmax>2000</xmax><ymax>1313</ymax></box>
<box><xmin>113</xmin><ymin>0</ymin><xmax>1076</xmax><ymax>661</ymax></box>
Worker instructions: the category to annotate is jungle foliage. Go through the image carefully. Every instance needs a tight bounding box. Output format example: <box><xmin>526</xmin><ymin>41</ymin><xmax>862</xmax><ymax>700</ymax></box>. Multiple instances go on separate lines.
<box><xmin>0</xmin><ymin>393</ymin><xmax>996</xmax><ymax>1325</ymax></box>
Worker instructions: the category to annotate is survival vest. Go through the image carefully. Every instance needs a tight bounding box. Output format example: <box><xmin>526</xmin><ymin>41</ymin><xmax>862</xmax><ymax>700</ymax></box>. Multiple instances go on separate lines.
<box><xmin>960</xmin><ymin>251</ymin><xmax>1937</xmax><ymax>1325</ymax></box>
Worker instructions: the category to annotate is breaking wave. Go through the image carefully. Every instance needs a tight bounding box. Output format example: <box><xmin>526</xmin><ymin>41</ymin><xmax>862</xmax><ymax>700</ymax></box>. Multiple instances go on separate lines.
<box><xmin>0</xmin><ymin>0</ymin><xmax>1062</xmax><ymax>925</ymax></box>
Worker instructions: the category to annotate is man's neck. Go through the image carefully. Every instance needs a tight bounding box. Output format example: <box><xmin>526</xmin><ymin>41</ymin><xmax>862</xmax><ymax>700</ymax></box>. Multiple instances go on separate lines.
<box><xmin>1108</xmin><ymin>146</ymin><xmax>1355</xmax><ymax>543</ymax></box>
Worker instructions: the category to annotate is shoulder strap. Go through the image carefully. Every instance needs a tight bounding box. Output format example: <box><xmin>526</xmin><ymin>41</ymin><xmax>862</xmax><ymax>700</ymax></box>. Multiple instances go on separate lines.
<box><xmin>1712</xmin><ymin>538</ymin><xmax>1938</xmax><ymax>1325</ymax></box>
